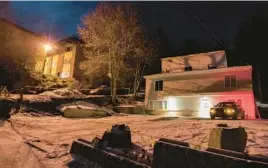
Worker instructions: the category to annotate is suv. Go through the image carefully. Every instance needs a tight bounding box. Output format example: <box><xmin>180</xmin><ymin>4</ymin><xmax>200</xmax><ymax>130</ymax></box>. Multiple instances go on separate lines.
<box><xmin>209</xmin><ymin>101</ymin><xmax>246</xmax><ymax>120</ymax></box>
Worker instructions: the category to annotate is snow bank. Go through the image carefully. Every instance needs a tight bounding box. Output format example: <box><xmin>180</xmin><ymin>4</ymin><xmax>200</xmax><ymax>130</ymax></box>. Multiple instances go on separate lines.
<box><xmin>256</xmin><ymin>100</ymin><xmax>268</xmax><ymax>108</ymax></box>
<box><xmin>40</xmin><ymin>88</ymin><xmax>85</xmax><ymax>98</ymax></box>
<box><xmin>57</xmin><ymin>101</ymin><xmax>115</xmax><ymax>115</ymax></box>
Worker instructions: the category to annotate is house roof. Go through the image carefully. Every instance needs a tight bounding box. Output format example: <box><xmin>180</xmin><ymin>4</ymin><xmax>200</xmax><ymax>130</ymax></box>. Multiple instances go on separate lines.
<box><xmin>0</xmin><ymin>17</ymin><xmax>46</xmax><ymax>41</ymax></box>
<box><xmin>143</xmin><ymin>65</ymin><xmax>252</xmax><ymax>79</ymax></box>
<box><xmin>161</xmin><ymin>50</ymin><xmax>226</xmax><ymax>61</ymax></box>
<box><xmin>58</xmin><ymin>36</ymin><xmax>82</xmax><ymax>44</ymax></box>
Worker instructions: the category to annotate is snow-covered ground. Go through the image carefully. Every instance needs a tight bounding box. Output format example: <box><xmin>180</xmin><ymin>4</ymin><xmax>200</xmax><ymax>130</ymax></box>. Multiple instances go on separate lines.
<box><xmin>1</xmin><ymin>114</ymin><xmax>268</xmax><ymax>168</ymax></box>
<box><xmin>256</xmin><ymin>100</ymin><xmax>268</xmax><ymax>108</ymax></box>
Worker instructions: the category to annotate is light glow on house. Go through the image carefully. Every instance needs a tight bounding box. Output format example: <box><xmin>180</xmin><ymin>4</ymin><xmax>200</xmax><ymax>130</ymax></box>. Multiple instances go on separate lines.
<box><xmin>166</xmin><ymin>96</ymin><xmax>178</xmax><ymax>117</ymax></box>
<box><xmin>167</xmin><ymin>96</ymin><xmax>177</xmax><ymax>110</ymax></box>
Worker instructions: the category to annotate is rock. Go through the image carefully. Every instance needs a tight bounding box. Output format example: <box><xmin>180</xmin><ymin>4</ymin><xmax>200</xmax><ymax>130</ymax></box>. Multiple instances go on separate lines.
<box><xmin>0</xmin><ymin>99</ymin><xmax>11</xmax><ymax>119</ymax></box>
<box><xmin>101</xmin><ymin>124</ymin><xmax>132</xmax><ymax>149</ymax></box>
<box><xmin>208</xmin><ymin>126</ymin><xmax>247</xmax><ymax>153</ymax></box>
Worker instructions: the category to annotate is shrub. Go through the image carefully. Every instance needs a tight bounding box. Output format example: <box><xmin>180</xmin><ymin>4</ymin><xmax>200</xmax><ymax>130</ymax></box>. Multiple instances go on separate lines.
<box><xmin>21</xmin><ymin>72</ymin><xmax>82</xmax><ymax>92</ymax></box>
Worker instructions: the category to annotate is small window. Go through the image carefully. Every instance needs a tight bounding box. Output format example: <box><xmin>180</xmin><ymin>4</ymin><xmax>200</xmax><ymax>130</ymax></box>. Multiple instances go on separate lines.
<box><xmin>208</xmin><ymin>64</ymin><xmax>217</xmax><ymax>69</ymax></box>
<box><xmin>184</xmin><ymin>66</ymin><xmax>192</xmax><ymax>71</ymax></box>
<box><xmin>224</xmin><ymin>75</ymin><xmax>237</xmax><ymax>88</ymax></box>
<box><xmin>65</xmin><ymin>47</ymin><xmax>72</xmax><ymax>52</ymax></box>
<box><xmin>224</xmin><ymin>75</ymin><xmax>231</xmax><ymax>88</ymax></box>
<box><xmin>154</xmin><ymin>80</ymin><xmax>163</xmax><ymax>91</ymax></box>
<box><xmin>230</xmin><ymin>75</ymin><xmax>237</xmax><ymax>87</ymax></box>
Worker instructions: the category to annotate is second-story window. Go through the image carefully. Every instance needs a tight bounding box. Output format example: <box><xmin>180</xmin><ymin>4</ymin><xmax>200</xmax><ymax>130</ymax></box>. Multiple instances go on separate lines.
<box><xmin>155</xmin><ymin>80</ymin><xmax>163</xmax><ymax>91</ymax></box>
<box><xmin>224</xmin><ymin>75</ymin><xmax>237</xmax><ymax>88</ymax></box>
<box><xmin>65</xmin><ymin>47</ymin><xmax>72</xmax><ymax>52</ymax></box>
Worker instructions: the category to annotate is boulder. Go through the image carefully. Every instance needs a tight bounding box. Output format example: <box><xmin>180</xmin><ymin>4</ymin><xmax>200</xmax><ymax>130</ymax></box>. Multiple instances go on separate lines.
<box><xmin>0</xmin><ymin>99</ymin><xmax>11</xmax><ymax>119</ymax></box>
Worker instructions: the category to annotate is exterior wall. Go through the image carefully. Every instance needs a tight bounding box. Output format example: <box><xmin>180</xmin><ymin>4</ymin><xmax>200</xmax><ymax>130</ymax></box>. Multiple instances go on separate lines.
<box><xmin>161</xmin><ymin>50</ymin><xmax>227</xmax><ymax>73</ymax></box>
<box><xmin>165</xmin><ymin>92</ymin><xmax>255</xmax><ymax>119</ymax></box>
<box><xmin>145</xmin><ymin>68</ymin><xmax>252</xmax><ymax>105</ymax></box>
<box><xmin>145</xmin><ymin>67</ymin><xmax>256</xmax><ymax>119</ymax></box>
<box><xmin>73</xmin><ymin>45</ymin><xmax>84</xmax><ymax>81</ymax></box>
<box><xmin>0</xmin><ymin>19</ymin><xmax>47</xmax><ymax>72</ymax></box>
<box><xmin>44</xmin><ymin>42</ymin><xmax>84</xmax><ymax>81</ymax></box>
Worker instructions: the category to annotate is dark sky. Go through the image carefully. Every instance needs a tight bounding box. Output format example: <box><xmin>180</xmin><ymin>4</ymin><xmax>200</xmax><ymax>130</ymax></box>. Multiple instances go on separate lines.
<box><xmin>6</xmin><ymin>1</ymin><xmax>98</xmax><ymax>41</ymax></box>
<box><xmin>1</xmin><ymin>1</ymin><xmax>263</xmax><ymax>49</ymax></box>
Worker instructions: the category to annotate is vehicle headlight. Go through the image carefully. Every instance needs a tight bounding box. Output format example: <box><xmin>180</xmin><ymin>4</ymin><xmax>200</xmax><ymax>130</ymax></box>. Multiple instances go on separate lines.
<box><xmin>210</xmin><ymin>109</ymin><xmax>215</xmax><ymax>113</ymax></box>
<box><xmin>226</xmin><ymin>108</ymin><xmax>235</xmax><ymax>114</ymax></box>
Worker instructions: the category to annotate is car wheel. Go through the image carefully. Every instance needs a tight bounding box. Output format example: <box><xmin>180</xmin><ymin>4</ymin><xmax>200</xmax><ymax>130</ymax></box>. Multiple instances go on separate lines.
<box><xmin>241</xmin><ymin>115</ymin><xmax>245</xmax><ymax>120</ymax></box>
<box><xmin>210</xmin><ymin>116</ymin><xmax>215</xmax><ymax>120</ymax></box>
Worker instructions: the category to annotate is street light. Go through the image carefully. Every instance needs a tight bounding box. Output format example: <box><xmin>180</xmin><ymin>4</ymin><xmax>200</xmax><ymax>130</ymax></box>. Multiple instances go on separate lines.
<box><xmin>44</xmin><ymin>44</ymin><xmax>52</xmax><ymax>52</ymax></box>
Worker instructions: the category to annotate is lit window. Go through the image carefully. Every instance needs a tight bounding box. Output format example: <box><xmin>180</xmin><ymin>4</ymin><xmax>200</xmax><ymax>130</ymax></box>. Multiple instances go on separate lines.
<box><xmin>44</xmin><ymin>57</ymin><xmax>52</xmax><ymax>75</ymax></box>
<box><xmin>61</xmin><ymin>64</ymin><xmax>71</xmax><ymax>78</ymax></box>
<box><xmin>224</xmin><ymin>75</ymin><xmax>237</xmax><ymax>88</ymax></box>
<box><xmin>61</xmin><ymin>72</ymin><xmax>70</xmax><ymax>78</ymax></box>
<box><xmin>63</xmin><ymin>53</ymin><xmax>72</xmax><ymax>63</ymax></box>
<box><xmin>154</xmin><ymin>80</ymin><xmax>163</xmax><ymax>91</ymax></box>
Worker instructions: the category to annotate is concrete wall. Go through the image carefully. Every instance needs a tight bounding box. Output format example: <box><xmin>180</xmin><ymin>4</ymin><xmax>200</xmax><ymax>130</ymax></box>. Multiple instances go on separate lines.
<box><xmin>70</xmin><ymin>139</ymin><xmax>150</xmax><ymax>168</ymax></box>
<box><xmin>161</xmin><ymin>50</ymin><xmax>227</xmax><ymax>73</ymax></box>
<box><xmin>153</xmin><ymin>140</ymin><xmax>268</xmax><ymax>168</ymax></box>
<box><xmin>70</xmin><ymin>139</ymin><xmax>268</xmax><ymax>168</ymax></box>
<box><xmin>0</xmin><ymin>19</ymin><xmax>47</xmax><ymax>72</ymax></box>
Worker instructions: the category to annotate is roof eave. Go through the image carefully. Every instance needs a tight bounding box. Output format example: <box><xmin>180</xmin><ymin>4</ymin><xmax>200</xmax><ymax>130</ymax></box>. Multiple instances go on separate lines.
<box><xmin>144</xmin><ymin>66</ymin><xmax>252</xmax><ymax>79</ymax></box>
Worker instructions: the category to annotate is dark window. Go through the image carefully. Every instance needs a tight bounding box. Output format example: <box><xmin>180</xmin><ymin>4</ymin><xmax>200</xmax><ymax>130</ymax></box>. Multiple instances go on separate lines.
<box><xmin>65</xmin><ymin>47</ymin><xmax>72</xmax><ymax>52</ymax></box>
<box><xmin>155</xmin><ymin>80</ymin><xmax>163</xmax><ymax>91</ymax></box>
<box><xmin>184</xmin><ymin>66</ymin><xmax>192</xmax><ymax>71</ymax></box>
<box><xmin>230</xmin><ymin>75</ymin><xmax>237</xmax><ymax>87</ymax></box>
<box><xmin>208</xmin><ymin>64</ymin><xmax>217</xmax><ymax>69</ymax></box>
<box><xmin>224</xmin><ymin>75</ymin><xmax>231</xmax><ymax>88</ymax></box>
<box><xmin>224</xmin><ymin>75</ymin><xmax>237</xmax><ymax>88</ymax></box>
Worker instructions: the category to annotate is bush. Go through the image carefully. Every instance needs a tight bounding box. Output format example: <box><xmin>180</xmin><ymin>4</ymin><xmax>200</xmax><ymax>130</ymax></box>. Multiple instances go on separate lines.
<box><xmin>132</xmin><ymin>106</ymin><xmax>146</xmax><ymax>114</ymax></box>
<box><xmin>29</xmin><ymin>73</ymin><xmax>82</xmax><ymax>91</ymax></box>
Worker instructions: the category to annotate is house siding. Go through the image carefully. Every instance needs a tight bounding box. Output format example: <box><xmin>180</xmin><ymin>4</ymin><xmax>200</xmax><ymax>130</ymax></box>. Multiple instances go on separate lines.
<box><xmin>161</xmin><ymin>50</ymin><xmax>227</xmax><ymax>73</ymax></box>
<box><xmin>145</xmin><ymin>67</ymin><xmax>252</xmax><ymax>105</ymax></box>
<box><xmin>0</xmin><ymin>19</ymin><xmax>46</xmax><ymax>72</ymax></box>
<box><xmin>144</xmin><ymin>66</ymin><xmax>256</xmax><ymax>118</ymax></box>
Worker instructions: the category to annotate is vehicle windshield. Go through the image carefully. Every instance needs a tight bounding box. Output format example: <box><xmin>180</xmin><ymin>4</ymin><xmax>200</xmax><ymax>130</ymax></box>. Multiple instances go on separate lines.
<box><xmin>215</xmin><ymin>102</ymin><xmax>237</xmax><ymax>107</ymax></box>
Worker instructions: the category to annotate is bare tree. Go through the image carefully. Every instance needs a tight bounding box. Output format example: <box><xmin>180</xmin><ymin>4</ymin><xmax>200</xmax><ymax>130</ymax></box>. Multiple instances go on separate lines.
<box><xmin>131</xmin><ymin>35</ymin><xmax>157</xmax><ymax>98</ymax></box>
<box><xmin>78</xmin><ymin>2</ymin><xmax>155</xmax><ymax>103</ymax></box>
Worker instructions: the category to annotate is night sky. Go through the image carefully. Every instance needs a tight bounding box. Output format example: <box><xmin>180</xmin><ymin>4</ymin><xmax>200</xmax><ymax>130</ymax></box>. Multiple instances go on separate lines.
<box><xmin>1</xmin><ymin>1</ymin><xmax>268</xmax><ymax>100</ymax></box>
<box><xmin>0</xmin><ymin>1</ymin><xmax>261</xmax><ymax>47</ymax></box>
<box><xmin>2</xmin><ymin>1</ymin><xmax>98</xmax><ymax>41</ymax></box>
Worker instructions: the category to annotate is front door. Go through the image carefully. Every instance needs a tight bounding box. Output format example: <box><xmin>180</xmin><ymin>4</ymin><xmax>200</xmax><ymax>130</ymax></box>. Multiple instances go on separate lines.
<box><xmin>199</xmin><ymin>98</ymin><xmax>211</xmax><ymax>118</ymax></box>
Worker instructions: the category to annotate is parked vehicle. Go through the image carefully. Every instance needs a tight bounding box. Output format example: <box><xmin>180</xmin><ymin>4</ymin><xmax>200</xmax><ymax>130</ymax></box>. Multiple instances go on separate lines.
<box><xmin>210</xmin><ymin>102</ymin><xmax>246</xmax><ymax>120</ymax></box>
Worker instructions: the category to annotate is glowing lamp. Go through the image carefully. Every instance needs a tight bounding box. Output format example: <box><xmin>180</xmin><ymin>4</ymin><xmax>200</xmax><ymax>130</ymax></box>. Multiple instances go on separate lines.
<box><xmin>44</xmin><ymin>44</ymin><xmax>52</xmax><ymax>52</ymax></box>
